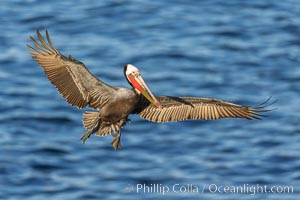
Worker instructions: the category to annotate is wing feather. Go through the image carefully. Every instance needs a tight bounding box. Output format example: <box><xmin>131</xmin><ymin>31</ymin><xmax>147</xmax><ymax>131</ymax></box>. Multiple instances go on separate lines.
<box><xmin>27</xmin><ymin>29</ymin><xmax>116</xmax><ymax>109</ymax></box>
<box><xmin>137</xmin><ymin>96</ymin><xmax>269</xmax><ymax>123</ymax></box>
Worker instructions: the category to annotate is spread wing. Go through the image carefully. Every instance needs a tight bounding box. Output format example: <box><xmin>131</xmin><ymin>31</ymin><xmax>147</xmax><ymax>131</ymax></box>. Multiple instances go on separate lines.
<box><xmin>136</xmin><ymin>96</ymin><xmax>269</xmax><ymax>123</ymax></box>
<box><xmin>27</xmin><ymin>29</ymin><xmax>116</xmax><ymax>109</ymax></box>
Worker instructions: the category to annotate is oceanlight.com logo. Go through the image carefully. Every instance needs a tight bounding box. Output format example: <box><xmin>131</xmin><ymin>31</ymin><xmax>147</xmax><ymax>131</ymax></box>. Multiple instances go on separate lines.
<box><xmin>125</xmin><ymin>183</ymin><xmax>294</xmax><ymax>196</ymax></box>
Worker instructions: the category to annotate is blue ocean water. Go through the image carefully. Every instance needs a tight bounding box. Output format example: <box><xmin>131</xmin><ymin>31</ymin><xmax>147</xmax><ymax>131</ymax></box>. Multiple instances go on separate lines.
<box><xmin>0</xmin><ymin>0</ymin><xmax>299</xmax><ymax>199</ymax></box>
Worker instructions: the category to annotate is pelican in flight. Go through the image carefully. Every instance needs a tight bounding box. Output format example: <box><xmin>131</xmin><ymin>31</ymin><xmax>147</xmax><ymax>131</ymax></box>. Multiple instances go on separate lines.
<box><xmin>28</xmin><ymin>29</ymin><xmax>271</xmax><ymax>150</ymax></box>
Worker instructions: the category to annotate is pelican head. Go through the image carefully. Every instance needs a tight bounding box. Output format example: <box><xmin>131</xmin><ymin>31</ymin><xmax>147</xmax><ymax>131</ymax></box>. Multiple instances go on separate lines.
<box><xmin>124</xmin><ymin>64</ymin><xmax>162</xmax><ymax>109</ymax></box>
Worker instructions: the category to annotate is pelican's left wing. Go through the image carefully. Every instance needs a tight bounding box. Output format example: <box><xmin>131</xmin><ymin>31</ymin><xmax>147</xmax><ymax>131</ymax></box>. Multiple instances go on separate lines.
<box><xmin>27</xmin><ymin>29</ymin><xmax>116</xmax><ymax>109</ymax></box>
<box><xmin>136</xmin><ymin>96</ymin><xmax>268</xmax><ymax>123</ymax></box>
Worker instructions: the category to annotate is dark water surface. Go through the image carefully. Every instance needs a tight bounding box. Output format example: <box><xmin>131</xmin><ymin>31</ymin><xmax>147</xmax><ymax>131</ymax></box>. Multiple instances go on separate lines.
<box><xmin>1</xmin><ymin>0</ymin><xmax>300</xmax><ymax>199</ymax></box>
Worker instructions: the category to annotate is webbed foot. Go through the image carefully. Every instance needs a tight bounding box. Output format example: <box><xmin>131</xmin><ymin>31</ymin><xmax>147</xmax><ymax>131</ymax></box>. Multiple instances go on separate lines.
<box><xmin>111</xmin><ymin>132</ymin><xmax>121</xmax><ymax>150</ymax></box>
<box><xmin>80</xmin><ymin>130</ymin><xmax>92</xmax><ymax>143</ymax></box>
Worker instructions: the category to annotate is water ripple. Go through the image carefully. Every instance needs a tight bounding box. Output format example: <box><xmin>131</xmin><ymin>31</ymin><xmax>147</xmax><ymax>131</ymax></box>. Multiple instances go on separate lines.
<box><xmin>0</xmin><ymin>0</ymin><xmax>299</xmax><ymax>200</ymax></box>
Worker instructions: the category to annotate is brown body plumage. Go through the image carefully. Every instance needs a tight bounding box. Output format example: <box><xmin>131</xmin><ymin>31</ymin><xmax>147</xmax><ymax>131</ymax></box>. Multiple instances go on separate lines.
<box><xmin>28</xmin><ymin>29</ymin><xmax>271</xmax><ymax>150</ymax></box>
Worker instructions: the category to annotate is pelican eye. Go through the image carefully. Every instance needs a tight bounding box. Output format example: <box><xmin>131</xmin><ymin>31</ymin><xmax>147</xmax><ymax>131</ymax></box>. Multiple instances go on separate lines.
<box><xmin>131</xmin><ymin>71</ymin><xmax>140</xmax><ymax>77</ymax></box>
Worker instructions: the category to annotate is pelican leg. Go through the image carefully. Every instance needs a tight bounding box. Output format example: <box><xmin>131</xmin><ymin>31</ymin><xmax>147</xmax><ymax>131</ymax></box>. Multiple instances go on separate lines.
<box><xmin>111</xmin><ymin>131</ymin><xmax>121</xmax><ymax>150</ymax></box>
<box><xmin>81</xmin><ymin>111</ymin><xmax>101</xmax><ymax>143</ymax></box>
<box><xmin>80</xmin><ymin>130</ymin><xmax>92</xmax><ymax>143</ymax></box>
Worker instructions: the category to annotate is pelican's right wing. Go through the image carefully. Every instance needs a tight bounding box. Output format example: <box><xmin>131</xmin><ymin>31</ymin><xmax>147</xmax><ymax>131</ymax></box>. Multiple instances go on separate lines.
<box><xmin>136</xmin><ymin>96</ymin><xmax>269</xmax><ymax>123</ymax></box>
<box><xmin>27</xmin><ymin>29</ymin><xmax>116</xmax><ymax>109</ymax></box>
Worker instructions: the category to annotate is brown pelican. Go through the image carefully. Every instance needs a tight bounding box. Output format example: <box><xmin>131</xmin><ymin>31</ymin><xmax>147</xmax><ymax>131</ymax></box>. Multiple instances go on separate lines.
<box><xmin>28</xmin><ymin>29</ymin><xmax>271</xmax><ymax>150</ymax></box>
